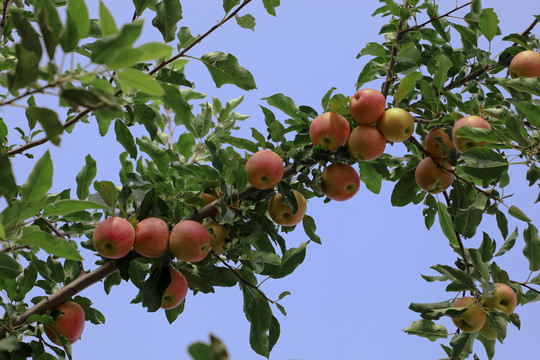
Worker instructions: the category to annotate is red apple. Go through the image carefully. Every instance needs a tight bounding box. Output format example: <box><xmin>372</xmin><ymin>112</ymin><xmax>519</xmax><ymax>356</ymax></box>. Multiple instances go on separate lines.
<box><xmin>452</xmin><ymin>115</ymin><xmax>491</xmax><ymax>153</ymax></box>
<box><xmin>414</xmin><ymin>157</ymin><xmax>453</xmax><ymax>194</ymax></box>
<box><xmin>93</xmin><ymin>217</ymin><xmax>135</xmax><ymax>259</ymax></box>
<box><xmin>509</xmin><ymin>50</ymin><xmax>540</xmax><ymax>78</ymax></box>
<box><xmin>169</xmin><ymin>220</ymin><xmax>211</xmax><ymax>262</ymax></box>
<box><xmin>321</xmin><ymin>163</ymin><xmax>360</xmax><ymax>201</ymax></box>
<box><xmin>377</xmin><ymin>108</ymin><xmax>415</xmax><ymax>142</ymax></box>
<box><xmin>161</xmin><ymin>268</ymin><xmax>189</xmax><ymax>310</ymax></box>
<box><xmin>349</xmin><ymin>88</ymin><xmax>386</xmax><ymax>125</ymax></box>
<box><xmin>134</xmin><ymin>217</ymin><xmax>169</xmax><ymax>258</ymax></box>
<box><xmin>309</xmin><ymin>112</ymin><xmax>350</xmax><ymax>151</ymax></box>
<box><xmin>245</xmin><ymin>150</ymin><xmax>284</xmax><ymax>190</ymax></box>
<box><xmin>424</xmin><ymin>128</ymin><xmax>454</xmax><ymax>159</ymax></box>
<box><xmin>44</xmin><ymin>301</ymin><xmax>85</xmax><ymax>345</ymax></box>
<box><xmin>347</xmin><ymin>125</ymin><xmax>386</xmax><ymax>161</ymax></box>
<box><xmin>483</xmin><ymin>283</ymin><xmax>518</xmax><ymax>315</ymax></box>
<box><xmin>203</xmin><ymin>221</ymin><xmax>229</xmax><ymax>253</ymax></box>
<box><xmin>451</xmin><ymin>297</ymin><xmax>487</xmax><ymax>333</ymax></box>
<box><xmin>267</xmin><ymin>190</ymin><xmax>307</xmax><ymax>226</ymax></box>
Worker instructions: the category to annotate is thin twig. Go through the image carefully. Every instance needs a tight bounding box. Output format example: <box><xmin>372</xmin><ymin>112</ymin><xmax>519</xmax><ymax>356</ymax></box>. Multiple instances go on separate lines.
<box><xmin>400</xmin><ymin>1</ymin><xmax>475</xmax><ymax>35</ymax></box>
<box><xmin>381</xmin><ymin>8</ymin><xmax>407</xmax><ymax>98</ymax></box>
<box><xmin>0</xmin><ymin>245</ymin><xmax>30</xmax><ymax>253</ymax></box>
<box><xmin>0</xmin><ymin>0</ymin><xmax>11</xmax><ymax>43</ymax></box>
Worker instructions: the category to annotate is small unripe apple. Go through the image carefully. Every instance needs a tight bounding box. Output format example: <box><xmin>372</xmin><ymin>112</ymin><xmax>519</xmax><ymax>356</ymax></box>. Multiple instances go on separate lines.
<box><xmin>347</xmin><ymin>125</ymin><xmax>386</xmax><ymax>161</ymax></box>
<box><xmin>509</xmin><ymin>50</ymin><xmax>540</xmax><ymax>78</ymax></box>
<box><xmin>451</xmin><ymin>297</ymin><xmax>487</xmax><ymax>333</ymax></box>
<box><xmin>169</xmin><ymin>220</ymin><xmax>211</xmax><ymax>262</ymax></box>
<box><xmin>267</xmin><ymin>190</ymin><xmax>307</xmax><ymax>226</ymax></box>
<box><xmin>309</xmin><ymin>112</ymin><xmax>350</xmax><ymax>151</ymax></box>
<box><xmin>377</xmin><ymin>108</ymin><xmax>415</xmax><ymax>142</ymax></box>
<box><xmin>479</xmin><ymin>321</ymin><xmax>498</xmax><ymax>340</ymax></box>
<box><xmin>414</xmin><ymin>157</ymin><xmax>453</xmax><ymax>194</ymax></box>
<box><xmin>133</xmin><ymin>217</ymin><xmax>169</xmax><ymax>258</ymax></box>
<box><xmin>203</xmin><ymin>221</ymin><xmax>229</xmax><ymax>252</ymax></box>
<box><xmin>349</xmin><ymin>88</ymin><xmax>386</xmax><ymax>125</ymax></box>
<box><xmin>424</xmin><ymin>128</ymin><xmax>454</xmax><ymax>159</ymax></box>
<box><xmin>44</xmin><ymin>301</ymin><xmax>85</xmax><ymax>345</ymax></box>
<box><xmin>452</xmin><ymin>115</ymin><xmax>491</xmax><ymax>153</ymax></box>
<box><xmin>483</xmin><ymin>283</ymin><xmax>518</xmax><ymax>315</ymax></box>
<box><xmin>321</xmin><ymin>163</ymin><xmax>360</xmax><ymax>201</ymax></box>
<box><xmin>161</xmin><ymin>268</ymin><xmax>189</xmax><ymax>310</ymax></box>
<box><xmin>245</xmin><ymin>150</ymin><xmax>284</xmax><ymax>190</ymax></box>
<box><xmin>93</xmin><ymin>217</ymin><xmax>135</xmax><ymax>259</ymax></box>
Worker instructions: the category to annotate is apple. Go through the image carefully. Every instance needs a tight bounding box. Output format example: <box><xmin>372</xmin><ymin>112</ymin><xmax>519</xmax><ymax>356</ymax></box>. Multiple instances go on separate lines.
<box><xmin>377</xmin><ymin>108</ymin><xmax>415</xmax><ymax>142</ymax></box>
<box><xmin>169</xmin><ymin>220</ymin><xmax>211</xmax><ymax>262</ymax></box>
<box><xmin>321</xmin><ymin>163</ymin><xmax>360</xmax><ymax>201</ymax></box>
<box><xmin>161</xmin><ymin>268</ymin><xmax>189</xmax><ymax>310</ymax></box>
<box><xmin>414</xmin><ymin>157</ymin><xmax>453</xmax><ymax>194</ymax></box>
<box><xmin>133</xmin><ymin>217</ymin><xmax>169</xmax><ymax>258</ymax></box>
<box><xmin>349</xmin><ymin>88</ymin><xmax>386</xmax><ymax>125</ymax></box>
<box><xmin>309</xmin><ymin>112</ymin><xmax>350</xmax><ymax>151</ymax></box>
<box><xmin>509</xmin><ymin>50</ymin><xmax>540</xmax><ymax>78</ymax></box>
<box><xmin>245</xmin><ymin>150</ymin><xmax>284</xmax><ymax>190</ymax></box>
<box><xmin>424</xmin><ymin>128</ymin><xmax>454</xmax><ymax>159</ymax></box>
<box><xmin>44</xmin><ymin>301</ymin><xmax>85</xmax><ymax>345</ymax></box>
<box><xmin>204</xmin><ymin>221</ymin><xmax>229</xmax><ymax>252</ymax></box>
<box><xmin>483</xmin><ymin>283</ymin><xmax>518</xmax><ymax>315</ymax></box>
<box><xmin>200</xmin><ymin>191</ymin><xmax>219</xmax><ymax>217</ymax></box>
<box><xmin>451</xmin><ymin>297</ymin><xmax>487</xmax><ymax>333</ymax></box>
<box><xmin>93</xmin><ymin>216</ymin><xmax>135</xmax><ymax>259</ymax></box>
<box><xmin>479</xmin><ymin>320</ymin><xmax>499</xmax><ymax>340</ymax></box>
<box><xmin>452</xmin><ymin>115</ymin><xmax>492</xmax><ymax>153</ymax></box>
<box><xmin>267</xmin><ymin>190</ymin><xmax>307</xmax><ymax>226</ymax></box>
<box><xmin>347</xmin><ymin>125</ymin><xmax>386</xmax><ymax>161</ymax></box>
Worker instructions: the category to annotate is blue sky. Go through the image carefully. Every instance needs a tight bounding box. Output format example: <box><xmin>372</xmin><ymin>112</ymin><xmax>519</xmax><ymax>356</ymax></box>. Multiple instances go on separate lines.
<box><xmin>4</xmin><ymin>0</ymin><xmax>540</xmax><ymax>359</ymax></box>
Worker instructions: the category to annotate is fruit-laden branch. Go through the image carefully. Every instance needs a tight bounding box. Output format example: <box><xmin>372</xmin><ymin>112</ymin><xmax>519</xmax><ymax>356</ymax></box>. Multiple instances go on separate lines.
<box><xmin>400</xmin><ymin>0</ymin><xmax>475</xmax><ymax>35</ymax></box>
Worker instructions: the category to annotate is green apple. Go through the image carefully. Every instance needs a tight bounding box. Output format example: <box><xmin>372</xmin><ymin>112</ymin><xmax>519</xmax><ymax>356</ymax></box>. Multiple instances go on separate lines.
<box><xmin>321</xmin><ymin>163</ymin><xmax>360</xmax><ymax>201</ymax></box>
<box><xmin>347</xmin><ymin>125</ymin><xmax>386</xmax><ymax>161</ymax></box>
<box><xmin>424</xmin><ymin>128</ymin><xmax>454</xmax><ymax>159</ymax></box>
<box><xmin>414</xmin><ymin>157</ymin><xmax>453</xmax><ymax>194</ymax></box>
<box><xmin>245</xmin><ymin>150</ymin><xmax>284</xmax><ymax>190</ymax></box>
<box><xmin>134</xmin><ymin>217</ymin><xmax>169</xmax><ymax>258</ymax></box>
<box><xmin>93</xmin><ymin>217</ymin><xmax>135</xmax><ymax>259</ymax></box>
<box><xmin>161</xmin><ymin>268</ymin><xmax>189</xmax><ymax>310</ymax></box>
<box><xmin>309</xmin><ymin>112</ymin><xmax>350</xmax><ymax>151</ymax></box>
<box><xmin>169</xmin><ymin>220</ymin><xmax>211</xmax><ymax>262</ymax></box>
<box><xmin>267</xmin><ymin>190</ymin><xmax>307</xmax><ymax>226</ymax></box>
<box><xmin>44</xmin><ymin>301</ymin><xmax>85</xmax><ymax>345</ymax></box>
<box><xmin>377</xmin><ymin>108</ymin><xmax>415</xmax><ymax>142</ymax></box>
<box><xmin>483</xmin><ymin>283</ymin><xmax>518</xmax><ymax>315</ymax></box>
<box><xmin>509</xmin><ymin>50</ymin><xmax>540</xmax><ymax>78</ymax></box>
<box><xmin>451</xmin><ymin>297</ymin><xmax>486</xmax><ymax>333</ymax></box>
<box><xmin>349</xmin><ymin>88</ymin><xmax>386</xmax><ymax>125</ymax></box>
<box><xmin>452</xmin><ymin>115</ymin><xmax>491</xmax><ymax>153</ymax></box>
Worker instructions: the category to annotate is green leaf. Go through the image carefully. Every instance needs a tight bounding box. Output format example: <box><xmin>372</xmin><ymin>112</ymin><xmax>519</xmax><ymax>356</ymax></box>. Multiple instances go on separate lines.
<box><xmin>272</xmin><ymin>242</ymin><xmax>307</xmax><ymax>279</ymax></box>
<box><xmin>11</xmin><ymin>10</ymin><xmax>42</xmax><ymax>58</ymax></box>
<box><xmin>359</xmin><ymin>162</ymin><xmax>382</xmax><ymax>194</ymax></box>
<box><xmin>235</xmin><ymin>14</ymin><xmax>256</xmax><ymax>31</ymax></box>
<box><xmin>508</xmin><ymin>205</ymin><xmax>532</xmax><ymax>223</ymax></box>
<box><xmin>177</xmin><ymin>26</ymin><xmax>199</xmax><ymax>49</ymax></box>
<box><xmin>523</xmin><ymin>224</ymin><xmax>540</xmax><ymax>271</ymax></box>
<box><xmin>437</xmin><ymin>202</ymin><xmax>458</xmax><ymax>246</ymax></box>
<box><xmin>133</xmin><ymin>0</ymin><xmax>157</xmax><ymax>17</ymax></box>
<box><xmin>262</xmin><ymin>0</ymin><xmax>280</xmax><ymax>16</ymax></box>
<box><xmin>68</xmin><ymin>0</ymin><xmax>89</xmax><ymax>38</ymax></box>
<box><xmin>0</xmin><ymin>253</ymin><xmax>23</xmax><ymax>279</ymax></box>
<box><xmin>513</xmin><ymin>101</ymin><xmax>540</xmax><ymax>128</ymax></box>
<box><xmin>136</xmin><ymin>138</ymin><xmax>169</xmax><ymax>173</ymax></box>
<box><xmin>391</xmin><ymin>171</ymin><xmax>421</xmax><ymax>207</ymax></box>
<box><xmin>114</xmin><ymin>120</ymin><xmax>138</xmax><ymax>159</ymax></box>
<box><xmin>302</xmin><ymin>215</ymin><xmax>321</xmax><ymax>244</ymax></box>
<box><xmin>262</xmin><ymin>94</ymin><xmax>300</xmax><ymax>120</ymax></box>
<box><xmin>461</xmin><ymin>148</ymin><xmax>509</xmax><ymax>181</ymax></box>
<box><xmin>26</xmin><ymin>107</ymin><xmax>63</xmax><ymax>146</ymax></box>
<box><xmin>21</xmin><ymin>150</ymin><xmax>53</xmax><ymax>206</ymax></box>
<box><xmin>42</xmin><ymin>199</ymin><xmax>108</xmax><ymax>217</ymax></box>
<box><xmin>8</xmin><ymin>47</ymin><xmax>40</xmax><ymax>91</ymax></box>
<box><xmin>0</xmin><ymin>336</ymin><xmax>21</xmax><ymax>352</ymax></box>
<box><xmin>403</xmin><ymin>319</ymin><xmax>447</xmax><ymax>341</ymax></box>
<box><xmin>479</xmin><ymin>8</ymin><xmax>499</xmax><ymax>42</ymax></box>
<box><xmin>450</xmin><ymin>332</ymin><xmax>475</xmax><ymax>359</ymax></box>
<box><xmin>36</xmin><ymin>0</ymin><xmax>60</xmax><ymax>59</ymax></box>
<box><xmin>117</xmin><ymin>69</ymin><xmax>164</xmax><ymax>96</ymax></box>
<box><xmin>395</xmin><ymin>71</ymin><xmax>421</xmax><ymax>104</ymax></box>
<box><xmin>223</xmin><ymin>0</ymin><xmax>240</xmax><ymax>13</ymax></box>
<box><xmin>241</xmin><ymin>285</ymin><xmax>272</xmax><ymax>357</ymax></box>
<box><xmin>99</xmin><ymin>1</ymin><xmax>117</xmax><ymax>36</ymax></box>
<box><xmin>76</xmin><ymin>154</ymin><xmax>97</xmax><ymax>200</ymax></box>
<box><xmin>20</xmin><ymin>226</ymin><xmax>83</xmax><ymax>261</ymax></box>
<box><xmin>136</xmin><ymin>42</ymin><xmax>173</xmax><ymax>62</ymax></box>
<box><xmin>152</xmin><ymin>0</ymin><xmax>182</xmax><ymax>43</ymax></box>
<box><xmin>503</xmin><ymin>77</ymin><xmax>540</xmax><ymax>96</ymax></box>
<box><xmin>200</xmin><ymin>52</ymin><xmax>257</xmax><ymax>91</ymax></box>
<box><xmin>433</xmin><ymin>53</ymin><xmax>452</xmax><ymax>90</ymax></box>
<box><xmin>59</xmin><ymin>10</ymin><xmax>79</xmax><ymax>52</ymax></box>
<box><xmin>496</xmin><ymin>227</ymin><xmax>518</xmax><ymax>257</ymax></box>
<box><xmin>165</xmin><ymin>301</ymin><xmax>185</xmax><ymax>324</ymax></box>
<box><xmin>93</xmin><ymin>181</ymin><xmax>118</xmax><ymax>207</ymax></box>
<box><xmin>0</xmin><ymin>152</ymin><xmax>17</xmax><ymax>198</ymax></box>
<box><xmin>90</xmin><ymin>22</ymin><xmax>143</xmax><ymax>64</ymax></box>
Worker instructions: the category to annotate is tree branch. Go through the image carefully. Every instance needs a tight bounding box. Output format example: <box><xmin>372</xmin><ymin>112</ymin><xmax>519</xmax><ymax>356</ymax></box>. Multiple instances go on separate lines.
<box><xmin>0</xmin><ymin>0</ymin><xmax>11</xmax><ymax>43</ymax></box>
<box><xmin>381</xmin><ymin>8</ymin><xmax>407</xmax><ymax>98</ymax></box>
<box><xmin>400</xmin><ymin>1</ymin><xmax>475</xmax><ymax>35</ymax></box>
<box><xmin>0</xmin><ymin>245</ymin><xmax>30</xmax><ymax>253</ymax></box>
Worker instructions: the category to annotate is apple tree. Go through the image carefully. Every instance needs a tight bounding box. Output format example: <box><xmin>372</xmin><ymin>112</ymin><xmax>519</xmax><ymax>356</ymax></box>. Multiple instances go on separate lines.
<box><xmin>0</xmin><ymin>0</ymin><xmax>538</xmax><ymax>359</ymax></box>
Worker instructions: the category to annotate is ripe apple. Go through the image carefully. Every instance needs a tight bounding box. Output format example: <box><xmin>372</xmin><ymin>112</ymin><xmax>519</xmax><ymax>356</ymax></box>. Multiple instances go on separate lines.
<box><xmin>169</xmin><ymin>220</ymin><xmax>211</xmax><ymax>262</ymax></box>
<box><xmin>133</xmin><ymin>217</ymin><xmax>169</xmax><ymax>258</ymax></box>
<box><xmin>424</xmin><ymin>128</ymin><xmax>454</xmax><ymax>159</ymax></box>
<box><xmin>349</xmin><ymin>88</ymin><xmax>386</xmax><ymax>125</ymax></box>
<box><xmin>509</xmin><ymin>50</ymin><xmax>540</xmax><ymax>78</ymax></box>
<box><xmin>347</xmin><ymin>125</ymin><xmax>386</xmax><ymax>161</ymax></box>
<box><xmin>309</xmin><ymin>112</ymin><xmax>350</xmax><ymax>151</ymax></box>
<box><xmin>451</xmin><ymin>297</ymin><xmax>487</xmax><ymax>333</ymax></box>
<box><xmin>44</xmin><ymin>301</ymin><xmax>85</xmax><ymax>345</ymax></box>
<box><xmin>245</xmin><ymin>150</ymin><xmax>284</xmax><ymax>190</ymax></box>
<box><xmin>161</xmin><ymin>268</ymin><xmax>189</xmax><ymax>310</ymax></box>
<box><xmin>377</xmin><ymin>108</ymin><xmax>415</xmax><ymax>142</ymax></box>
<box><xmin>204</xmin><ymin>221</ymin><xmax>229</xmax><ymax>252</ymax></box>
<box><xmin>414</xmin><ymin>157</ymin><xmax>453</xmax><ymax>194</ymax></box>
<box><xmin>452</xmin><ymin>115</ymin><xmax>492</xmax><ymax>153</ymax></box>
<box><xmin>483</xmin><ymin>283</ymin><xmax>518</xmax><ymax>315</ymax></box>
<box><xmin>93</xmin><ymin>217</ymin><xmax>135</xmax><ymax>259</ymax></box>
<box><xmin>267</xmin><ymin>190</ymin><xmax>307</xmax><ymax>226</ymax></box>
<box><xmin>321</xmin><ymin>163</ymin><xmax>360</xmax><ymax>201</ymax></box>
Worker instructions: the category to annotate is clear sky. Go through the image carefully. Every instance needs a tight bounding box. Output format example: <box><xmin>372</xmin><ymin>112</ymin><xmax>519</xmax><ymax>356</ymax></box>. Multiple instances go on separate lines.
<box><xmin>4</xmin><ymin>0</ymin><xmax>540</xmax><ymax>359</ymax></box>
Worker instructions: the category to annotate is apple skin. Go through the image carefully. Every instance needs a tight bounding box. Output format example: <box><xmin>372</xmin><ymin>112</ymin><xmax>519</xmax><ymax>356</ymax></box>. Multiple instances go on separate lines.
<box><xmin>203</xmin><ymin>221</ymin><xmax>229</xmax><ymax>253</ymax></box>
<box><xmin>309</xmin><ymin>112</ymin><xmax>350</xmax><ymax>151</ymax></box>
<box><xmin>161</xmin><ymin>268</ymin><xmax>189</xmax><ymax>310</ymax></box>
<box><xmin>479</xmin><ymin>321</ymin><xmax>498</xmax><ymax>340</ymax></box>
<box><xmin>414</xmin><ymin>157</ymin><xmax>453</xmax><ymax>194</ymax></box>
<box><xmin>267</xmin><ymin>190</ymin><xmax>307</xmax><ymax>226</ymax></box>
<box><xmin>44</xmin><ymin>301</ymin><xmax>85</xmax><ymax>345</ymax></box>
<box><xmin>347</xmin><ymin>125</ymin><xmax>386</xmax><ymax>161</ymax></box>
<box><xmin>483</xmin><ymin>283</ymin><xmax>518</xmax><ymax>315</ymax></box>
<box><xmin>200</xmin><ymin>192</ymin><xmax>219</xmax><ymax>217</ymax></box>
<box><xmin>169</xmin><ymin>220</ymin><xmax>211</xmax><ymax>262</ymax></box>
<box><xmin>321</xmin><ymin>163</ymin><xmax>360</xmax><ymax>201</ymax></box>
<box><xmin>424</xmin><ymin>128</ymin><xmax>454</xmax><ymax>159</ymax></box>
<box><xmin>93</xmin><ymin>217</ymin><xmax>135</xmax><ymax>259</ymax></box>
<box><xmin>451</xmin><ymin>297</ymin><xmax>487</xmax><ymax>333</ymax></box>
<box><xmin>452</xmin><ymin>115</ymin><xmax>492</xmax><ymax>153</ymax></box>
<box><xmin>377</xmin><ymin>108</ymin><xmax>415</xmax><ymax>142</ymax></box>
<box><xmin>349</xmin><ymin>88</ymin><xmax>386</xmax><ymax>125</ymax></box>
<box><xmin>245</xmin><ymin>150</ymin><xmax>284</xmax><ymax>190</ymax></box>
<box><xmin>509</xmin><ymin>50</ymin><xmax>540</xmax><ymax>78</ymax></box>
<box><xmin>133</xmin><ymin>217</ymin><xmax>169</xmax><ymax>258</ymax></box>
